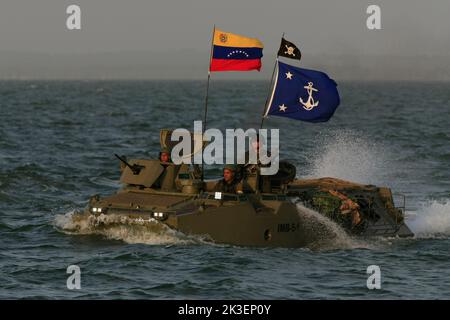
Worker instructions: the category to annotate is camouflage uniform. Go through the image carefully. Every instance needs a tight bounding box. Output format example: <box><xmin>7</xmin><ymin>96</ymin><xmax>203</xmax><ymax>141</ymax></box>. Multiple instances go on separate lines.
<box><xmin>238</xmin><ymin>149</ymin><xmax>272</xmax><ymax>193</ymax></box>
<box><xmin>213</xmin><ymin>178</ymin><xmax>243</xmax><ymax>194</ymax></box>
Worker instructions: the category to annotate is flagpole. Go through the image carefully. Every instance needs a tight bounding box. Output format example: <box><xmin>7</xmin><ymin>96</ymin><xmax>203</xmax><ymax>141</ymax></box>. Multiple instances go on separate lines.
<box><xmin>203</xmin><ymin>25</ymin><xmax>215</xmax><ymax>131</ymax></box>
<box><xmin>260</xmin><ymin>32</ymin><xmax>284</xmax><ymax>129</ymax></box>
<box><xmin>201</xmin><ymin>24</ymin><xmax>215</xmax><ymax>182</ymax></box>
<box><xmin>259</xmin><ymin>58</ymin><xmax>278</xmax><ymax>129</ymax></box>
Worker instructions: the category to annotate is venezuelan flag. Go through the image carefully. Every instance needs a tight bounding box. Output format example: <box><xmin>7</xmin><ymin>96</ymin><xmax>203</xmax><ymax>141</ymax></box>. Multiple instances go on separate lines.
<box><xmin>210</xmin><ymin>29</ymin><xmax>263</xmax><ymax>72</ymax></box>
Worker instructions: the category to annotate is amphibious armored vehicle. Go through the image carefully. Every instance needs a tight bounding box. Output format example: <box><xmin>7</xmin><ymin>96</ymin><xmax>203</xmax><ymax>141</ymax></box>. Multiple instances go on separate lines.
<box><xmin>73</xmin><ymin>130</ymin><xmax>413</xmax><ymax>248</ymax></box>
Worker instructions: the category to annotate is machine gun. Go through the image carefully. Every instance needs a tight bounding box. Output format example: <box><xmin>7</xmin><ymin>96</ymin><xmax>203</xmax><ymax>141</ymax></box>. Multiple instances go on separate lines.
<box><xmin>114</xmin><ymin>154</ymin><xmax>145</xmax><ymax>175</ymax></box>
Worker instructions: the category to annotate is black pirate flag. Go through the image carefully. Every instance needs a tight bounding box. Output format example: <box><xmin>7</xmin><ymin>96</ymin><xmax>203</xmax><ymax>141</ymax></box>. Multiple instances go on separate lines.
<box><xmin>277</xmin><ymin>38</ymin><xmax>301</xmax><ymax>60</ymax></box>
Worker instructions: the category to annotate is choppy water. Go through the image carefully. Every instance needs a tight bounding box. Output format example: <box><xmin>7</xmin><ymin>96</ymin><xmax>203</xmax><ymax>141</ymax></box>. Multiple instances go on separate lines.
<box><xmin>1</xmin><ymin>80</ymin><xmax>449</xmax><ymax>299</ymax></box>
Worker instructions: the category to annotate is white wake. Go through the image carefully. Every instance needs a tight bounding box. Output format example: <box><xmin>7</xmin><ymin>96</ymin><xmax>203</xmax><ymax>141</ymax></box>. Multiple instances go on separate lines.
<box><xmin>54</xmin><ymin>211</ymin><xmax>204</xmax><ymax>245</ymax></box>
<box><xmin>406</xmin><ymin>200</ymin><xmax>450</xmax><ymax>238</ymax></box>
<box><xmin>295</xmin><ymin>203</ymin><xmax>373</xmax><ymax>250</ymax></box>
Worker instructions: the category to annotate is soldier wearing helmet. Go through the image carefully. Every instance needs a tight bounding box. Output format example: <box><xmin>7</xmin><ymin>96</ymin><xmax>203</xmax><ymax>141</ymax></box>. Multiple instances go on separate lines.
<box><xmin>214</xmin><ymin>164</ymin><xmax>243</xmax><ymax>194</ymax></box>
<box><xmin>159</xmin><ymin>147</ymin><xmax>171</xmax><ymax>163</ymax></box>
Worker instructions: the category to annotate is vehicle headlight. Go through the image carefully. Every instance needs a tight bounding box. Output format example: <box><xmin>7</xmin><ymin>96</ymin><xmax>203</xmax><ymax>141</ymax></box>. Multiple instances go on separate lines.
<box><xmin>91</xmin><ymin>207</ymin><xmax>106</xmax><ymax>214</ymax></box>
<box><xmin>152</xmin><ymin>212</ymin><xmax>167</xmax><ymax>220</ymax></box>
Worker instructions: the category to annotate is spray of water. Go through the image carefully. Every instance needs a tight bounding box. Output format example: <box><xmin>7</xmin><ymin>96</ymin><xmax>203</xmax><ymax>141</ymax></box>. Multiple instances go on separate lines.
<box><xmin>54</xmin><ymin>211</ymin><xmax>206</xmax><ymax>245</ymax></box>
<box><xmin>406</xmin><ymin>200</ymin><xmax>450</xmax><ymax>238</ymax></box>
<box><xmin>302</xmin><ymin>130</ymin><xmax>450</xmax><ymax>242</ymax></box>
<box><xmin>304</xmin><ymin>130</ymin><xmax>389</xmax><ymax>185</ymax></box>
<box><xmin>295</xmin><ymin>203</ymin><xmax>373</xmax><ymax>250</ymax></box>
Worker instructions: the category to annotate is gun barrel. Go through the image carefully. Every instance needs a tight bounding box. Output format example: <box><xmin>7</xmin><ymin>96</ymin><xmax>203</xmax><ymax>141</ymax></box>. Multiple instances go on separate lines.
<box><xmin>114</xmin><ymin>154</ymin><xmax>143</xmax><ymax>174</ymax></box>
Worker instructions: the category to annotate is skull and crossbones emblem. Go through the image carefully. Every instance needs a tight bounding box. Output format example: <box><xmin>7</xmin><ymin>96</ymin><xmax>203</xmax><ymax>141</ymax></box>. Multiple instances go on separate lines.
<box><xmin>285</xmin><ymin>45</ymin><xmax>295</xmax><ymax>57</ymax></box>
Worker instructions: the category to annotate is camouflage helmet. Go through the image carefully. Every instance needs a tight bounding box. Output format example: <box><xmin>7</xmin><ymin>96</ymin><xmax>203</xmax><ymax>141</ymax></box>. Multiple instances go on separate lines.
<box><xmin>159</xmin><ymin>147</ymin><xmax>170</xmax><ymax>155</ymax></box>
<box><xmin>223</xmin><ymin>164</ymin><xmax>237</xmax><ymax>172</ymax></box>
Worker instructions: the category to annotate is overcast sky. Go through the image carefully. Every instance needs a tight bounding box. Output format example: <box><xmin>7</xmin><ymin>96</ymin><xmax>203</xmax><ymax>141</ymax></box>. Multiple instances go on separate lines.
<box><xmin>0</xmin><ymin>0</ymin><xmax>449</xmax><ymax>80</ymax></box>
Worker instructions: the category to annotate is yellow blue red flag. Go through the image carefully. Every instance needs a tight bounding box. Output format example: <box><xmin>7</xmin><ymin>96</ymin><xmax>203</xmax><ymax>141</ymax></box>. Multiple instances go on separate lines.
<box><xmin>210</xmin><ymin>29</ymin><xmax>263</xmax><ymax>72</ymax></box>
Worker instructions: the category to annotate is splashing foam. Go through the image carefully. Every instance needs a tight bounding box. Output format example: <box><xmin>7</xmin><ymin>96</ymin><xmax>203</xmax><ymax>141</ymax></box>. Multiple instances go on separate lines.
<box><xmin>304</xmin><ymin>130</ymin><xmax>388</xmax><ymax>185</ymax></box>
<box><xmin>295</xmin><ymin>203</ymin><xmax>372</xmax><ymax>250</ymax></box>
<box><xmin>54</xmin><ymin>211</ymin><xmax>204</xmax><ymax>245</ymax></box>
<box><xmin>406</xmin><ymin>200</ymin><xmax>450</xmax><ymax>238</ymax></box>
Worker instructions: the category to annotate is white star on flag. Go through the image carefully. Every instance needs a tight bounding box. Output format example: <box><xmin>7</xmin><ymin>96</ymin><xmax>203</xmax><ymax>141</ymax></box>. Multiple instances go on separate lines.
<box><xmin>285</xmin><ymin>71</ymin><xmax>293</xmax><ymax>80</ymax></box>
<box><xmin>279</xmin><ymin>104</ymin><xmax>287</xmax><ymax>112</ymax></box>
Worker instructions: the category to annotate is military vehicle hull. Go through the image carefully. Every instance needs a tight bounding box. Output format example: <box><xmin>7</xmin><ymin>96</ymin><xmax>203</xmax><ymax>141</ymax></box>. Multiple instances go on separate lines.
<box><xmin>72</xmin><ymin>147</ymin><xmax>415</xmax><ymax>248</ymax></box>
<box><xmin>78</xmin><ymin>175</ymin><xmax>413</xmax><ymax>248</ymax></box>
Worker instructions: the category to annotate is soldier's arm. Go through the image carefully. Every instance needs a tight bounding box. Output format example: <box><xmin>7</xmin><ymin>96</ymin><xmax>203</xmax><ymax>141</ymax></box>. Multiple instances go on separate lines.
<box><xmin>236</xmin><ymin>181</ymin><xmax>244</xmax><ymax>194</ymax></box>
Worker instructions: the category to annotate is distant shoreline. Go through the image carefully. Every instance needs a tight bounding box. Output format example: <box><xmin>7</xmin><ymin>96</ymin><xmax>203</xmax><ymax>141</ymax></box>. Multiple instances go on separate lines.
<box><xmin>0</xmin><ymin>79</ymin><xmax>449</xmax><ymax>82</ymax></box>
